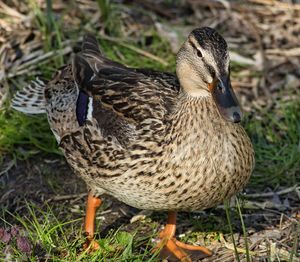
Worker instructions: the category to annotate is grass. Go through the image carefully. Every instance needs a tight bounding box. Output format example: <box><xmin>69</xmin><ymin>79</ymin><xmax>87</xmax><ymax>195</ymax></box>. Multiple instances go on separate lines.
<box><xmin>245</xmin><ymin>96</ymin><xmax>300</xmax><ymax>188</ymax></box>
<box><xmin>0</xmin><ymin>109</ymin><xmax>60</xmax><ymax>163</ymax></box>
<box><xmin>0</xmin><ymin>199</ymin><xmax>257</xmax><ymax>261</ymax></box>
<box><xmin>0</xmin><ymin>203</ymin><xmax>157</xmax><ymax>261</ymax></box>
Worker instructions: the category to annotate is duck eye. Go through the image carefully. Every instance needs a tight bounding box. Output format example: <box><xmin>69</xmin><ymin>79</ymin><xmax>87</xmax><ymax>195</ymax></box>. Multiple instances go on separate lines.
<box><xmin>196</xmin><ymin>49</ymin><xmax>202</xmax><ymax>57</ymax></box>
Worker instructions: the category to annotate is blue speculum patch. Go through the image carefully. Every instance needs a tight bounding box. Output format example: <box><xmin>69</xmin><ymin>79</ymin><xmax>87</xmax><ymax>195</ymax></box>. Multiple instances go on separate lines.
<box><xmin>76</xmin><ymin>91</ymin><xmax>89</xmax><ymax>126</ymax></box>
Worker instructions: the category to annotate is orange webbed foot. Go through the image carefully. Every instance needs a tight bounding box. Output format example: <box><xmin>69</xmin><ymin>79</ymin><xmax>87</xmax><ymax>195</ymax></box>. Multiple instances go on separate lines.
<box><xmin>156</xmin><ymin>237</ymin><xmax>212</xmax><ymax>262</ymax></box>
<box><xmin>153</xmin><ymin>212</ymin><xmax>213</xmax><ymax>262</ymax></box>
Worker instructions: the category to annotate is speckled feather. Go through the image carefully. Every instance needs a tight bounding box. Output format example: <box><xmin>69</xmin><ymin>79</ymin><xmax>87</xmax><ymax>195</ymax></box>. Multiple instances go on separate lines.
<box><xmin>47</xmin><ymin>34</ymin><xmax>254</xmax><ymax>211</ymax></box>
<box><xmin>14</xmin><ymin>32</ymin><xmax>254</xmax><ymax>212</ymax></box>
<box><xmin>12</xmin><ymin>78</ymin><xmax>47</xmax><ymax>114</ymax></box>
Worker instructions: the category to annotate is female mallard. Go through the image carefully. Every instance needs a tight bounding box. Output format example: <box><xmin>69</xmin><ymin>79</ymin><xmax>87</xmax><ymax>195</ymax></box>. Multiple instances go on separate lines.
<box><xmin>12</xmin><ymin>27</ymin><xmax>254</xmax><ymax>261</ymax></box>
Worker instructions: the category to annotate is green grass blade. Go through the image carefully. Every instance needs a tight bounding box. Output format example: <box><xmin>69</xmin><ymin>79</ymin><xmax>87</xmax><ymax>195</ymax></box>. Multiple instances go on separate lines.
<box><xmin>236</xmin><ymin>197</ymin><xmax>251</xmax><ymax>262</ymax></box>
<box><xmin>224</xmin><ymin>199</ymin><xmax>240</xmax><ymax>262</ymax></box>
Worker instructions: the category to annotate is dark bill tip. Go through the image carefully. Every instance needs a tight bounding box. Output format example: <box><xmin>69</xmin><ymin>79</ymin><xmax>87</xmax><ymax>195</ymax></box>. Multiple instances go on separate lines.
<box><xmin>217</xmin><ymin>105</ymin><xmax>243</xmax><ymax>123</ymax></box>
<box><xmin>232</xmin><ymin>111</ymin><xmax>241</xmax><ymax>123</ymax></box>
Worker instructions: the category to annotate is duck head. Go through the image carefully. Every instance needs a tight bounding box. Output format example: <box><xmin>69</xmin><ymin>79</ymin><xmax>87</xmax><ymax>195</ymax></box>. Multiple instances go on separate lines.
<box><xmin>176</xmin><ymin>27</ymin><xmax>242</xmax><ymax>123</ymax></box>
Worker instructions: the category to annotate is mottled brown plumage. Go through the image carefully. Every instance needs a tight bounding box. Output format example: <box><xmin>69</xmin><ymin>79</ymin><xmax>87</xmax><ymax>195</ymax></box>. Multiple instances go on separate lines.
<box><xmin>12</xmin><ymin>27</ymin><xmax>254</xmax><ymax>261</ymax></box>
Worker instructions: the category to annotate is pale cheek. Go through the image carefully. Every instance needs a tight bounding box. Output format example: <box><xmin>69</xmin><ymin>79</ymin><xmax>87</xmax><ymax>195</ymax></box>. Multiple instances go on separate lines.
<box><xmin>194</xmin><ymin>62</ymin><xmax>213</xmax><ymax>84</ymax></box>
<box><xmin>198</xmin><ymin>67</ymin><xmax>212</xmax><ymax>85</ymax></box>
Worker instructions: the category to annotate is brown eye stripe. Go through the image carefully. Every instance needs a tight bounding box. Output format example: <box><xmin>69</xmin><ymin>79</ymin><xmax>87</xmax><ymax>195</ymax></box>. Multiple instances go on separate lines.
<box><xmin>206</xmin><ymin>64</ymin><xmax>216</xmax><ymax>78</ymax></box>
<box><xmin>188</xmin><ymin>39</ymin><xmax>197</xmax><ymax>50</ymax></box>
<box><xmin>189</xmin><ymin>39</ymin><xmax>203</xmax><ymax>57</ymax></box>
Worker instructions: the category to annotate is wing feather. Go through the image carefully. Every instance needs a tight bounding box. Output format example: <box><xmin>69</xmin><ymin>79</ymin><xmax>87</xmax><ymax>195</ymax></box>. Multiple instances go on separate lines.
<box><xmin>74</xmin><ymin>35</ymin><xmax>179</xmax><ymax>121</ymax></box>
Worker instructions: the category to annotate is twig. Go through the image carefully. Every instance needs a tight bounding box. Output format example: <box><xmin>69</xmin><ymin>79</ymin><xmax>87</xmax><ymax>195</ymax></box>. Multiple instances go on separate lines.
<box><xmin>220</xmin><ymin>233</ymin><xmax>257</xmax><ymax>256</ymax></box>
<box><xmin>266</xmin><ymin>47</ymin><xmax>300</xmax><ymax>57</ymax></box>
<box><xmin>0</xmin><ymin>159</ymin><xmax>14</xmax><ymax>176</ymax></box>
<box><xmin>47</xmin><ymin>193</ymin><xmax>87</xmax><ymax>202</ymax></box>
<box><xmin>15</xmin><ymin>46</ymin><xmax>72</xmax><ymax>71</ymax></box>
<box><xmin>99</xmin><ymin>33</ymin><xmax>169</xmax><ymax>66</ymax></box>
<box><xmin>249</xmin><ymin>0</ymin><xmax>300</xmax><ymax>11</ymax></box>
<box><xmin>0</xmin><ymin>1</ymin><xmax>26</xmax><ymax>19</ymax></box>
<box><xmin>245</xmin><ymin>185</ymin><xmax>299</xmax><ymax>198</ymax></box>
<box><xmin>1</xmin><ymin>46</ymin><xmax>72</xmax><ymax>82</ymax></box>
<box><xmin>230</xmin><ymin>51</ymin><xmax>256</xmax><ymax>66</ymax></box>
<box><xmin>130</xmin><ymin>0</ymin><xmax>174</xmax><ymax>19</ymax></box>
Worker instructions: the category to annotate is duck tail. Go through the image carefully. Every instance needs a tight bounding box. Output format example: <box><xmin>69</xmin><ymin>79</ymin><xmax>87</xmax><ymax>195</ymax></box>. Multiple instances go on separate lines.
<box><xmin>82</xmin><ymin>34</ymin><xmax>102</xmax><ymax>55</ymax></box>
<box><xmin>11</xmin><ymin>77</ymin><xmax>47</xmax><ymax>114</ymax></box>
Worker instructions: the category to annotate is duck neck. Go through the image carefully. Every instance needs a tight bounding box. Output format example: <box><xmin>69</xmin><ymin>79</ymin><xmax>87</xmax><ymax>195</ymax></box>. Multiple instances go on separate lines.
<box><xmin>166</xmin><ymin>92</ymin><xmax>228</xmax><ymax>146</ymax></box>
<box><xmin>174</xmin><ymin>92</ymin><xmax>223</xmax><ymax>126</ymax></box>
<box><xmin>163</xmin><ymin>93</ymin><xmax>228</xmax><ymax>165</ymax></box>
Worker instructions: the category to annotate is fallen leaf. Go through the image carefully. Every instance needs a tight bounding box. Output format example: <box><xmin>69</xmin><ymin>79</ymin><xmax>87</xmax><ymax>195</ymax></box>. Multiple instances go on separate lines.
<box><xmin>0</xmin><ymin>228</ymin><xmax>11</xmax><ymax>243</ymax></box>
<box><xmin>16</xmin><ymin>236</ymin><xmax>32</xmax><ymax>253</ymax></box>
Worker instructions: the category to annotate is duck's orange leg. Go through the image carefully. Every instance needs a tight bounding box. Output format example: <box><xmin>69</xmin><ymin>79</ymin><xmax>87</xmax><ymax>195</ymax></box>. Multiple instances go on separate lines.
<box><xmin>154</xmin><ymin>212</ymin><xmax>213</xmax><ymax>262</ymax></box>
<box><xmin>83</xmin><ymin>193</ymin><xmax>102</xmax><ymax>252</ymax></box>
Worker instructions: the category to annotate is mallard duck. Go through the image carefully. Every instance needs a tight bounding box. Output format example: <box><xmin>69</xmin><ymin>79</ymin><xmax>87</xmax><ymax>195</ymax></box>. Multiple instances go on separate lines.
<box><xmin>12</xmin><ymin>27</ymin><xmax>254</xmax><ymax>261</ymax></box>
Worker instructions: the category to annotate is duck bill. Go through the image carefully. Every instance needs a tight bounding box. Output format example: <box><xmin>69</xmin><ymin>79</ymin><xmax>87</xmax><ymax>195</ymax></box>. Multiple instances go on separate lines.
<box><xmin>209</xmin><ymin>75</ymin><xmax>242</xmax><ymax>123</ymax></box>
